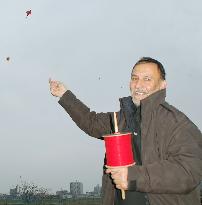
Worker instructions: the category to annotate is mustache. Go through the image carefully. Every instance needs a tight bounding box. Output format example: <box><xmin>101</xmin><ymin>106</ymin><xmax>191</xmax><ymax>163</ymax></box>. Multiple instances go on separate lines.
<box><xmin>131</xmin><ymin>89</ymin><xmax>148</xmax><ymax>95</ymax></box>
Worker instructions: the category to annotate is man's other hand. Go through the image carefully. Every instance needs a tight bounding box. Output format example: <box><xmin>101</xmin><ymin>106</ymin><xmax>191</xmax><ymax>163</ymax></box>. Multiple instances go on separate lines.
<box><xmin>106</xmin><ymin>166</ymin><xmax>128</xmax><ymax>190</ymax></box>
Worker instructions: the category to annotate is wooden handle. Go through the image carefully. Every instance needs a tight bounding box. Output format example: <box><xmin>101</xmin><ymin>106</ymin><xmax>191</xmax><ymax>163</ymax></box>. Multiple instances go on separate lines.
<box><xmin>114</xmin><ymin>112</ymin><xmax>118</xmax><ymax>133</ymax></box>
<box><xmin>114</xmin><ymin>112</ymin><xmax>125</xmax><ymax>200</ymax></box>
<box><xmin>121</xmin><ymin>189</ymin><xmax>125</xmax><ymax>200</ymax></box>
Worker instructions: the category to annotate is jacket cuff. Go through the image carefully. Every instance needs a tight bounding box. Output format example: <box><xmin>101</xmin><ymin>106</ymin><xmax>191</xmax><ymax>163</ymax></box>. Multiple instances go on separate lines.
<box><xmin>127</xmin><ymin>165</ymin><xmax>143</xmax><ymax>191</ymax></box>
<box><xmin>58</xmin><ymin>90</ymin><xmax>71</xmax><ymax>102</ymax></box>
<box><xmin>58</xmin><ymin>90</ymin><xmax>76</xmax><ymax>109</ymax></box>
<box><xmin>128</xmin><ymin>180</ymin><xmax>137</xmax><ymax>191</ymax></box>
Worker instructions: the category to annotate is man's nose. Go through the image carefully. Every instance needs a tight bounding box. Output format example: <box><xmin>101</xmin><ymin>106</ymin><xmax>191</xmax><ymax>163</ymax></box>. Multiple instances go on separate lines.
<box><xmin>135</xmin><ymin>79</ymin><xmax>144</xmax><ymax>88</ymax></box>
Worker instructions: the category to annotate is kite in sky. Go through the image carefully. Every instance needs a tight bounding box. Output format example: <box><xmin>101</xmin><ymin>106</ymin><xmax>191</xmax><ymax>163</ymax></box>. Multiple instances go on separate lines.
<box><xmin>6</xmin><ymin>57</ymin><xmax>10</xmax><ymax>61</ymax></box>
<box><xmin>26</xmin><ymin>10</ymin><xmax>32</xmax><ymax>17</ymax></box>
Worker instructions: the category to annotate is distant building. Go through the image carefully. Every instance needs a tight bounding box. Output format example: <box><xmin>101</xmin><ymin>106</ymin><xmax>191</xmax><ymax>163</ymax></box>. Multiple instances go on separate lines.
<box><xmin>9</xmin><ymin>186</ymin><xmax>19</xmax><ymax>199</ymax></box>
<box><xmin>86</xmin><ymin>191</ymin><xmax>95</xmax><ymax>198</ymax></box>
<box><xmin>94</xmin><ymin>184</ymin><xmax>101</xmax><ymax>196</ymax></box>
<box><xmin>10</xmin><ymin>186</ymin><xmax>19</xmax><ymax>196</ymax></box>
<box><xmin>86</xmin><ymin>184</ymin><xmax>101</xmax><ymax>198</ymax></box>
<box><xmin>56</xmin><ymin>190</ymin><xmax>68</xmax><ymax>197</ymax></box>
<box><xmin>56</xmin><ymin>190</ymin><xmax>72</xmax><ymax>199</ymax></box>
<box><xmin>70</xmin><ymin>181</ymin><xmax>83</xmax><ymax>197</ymax></box>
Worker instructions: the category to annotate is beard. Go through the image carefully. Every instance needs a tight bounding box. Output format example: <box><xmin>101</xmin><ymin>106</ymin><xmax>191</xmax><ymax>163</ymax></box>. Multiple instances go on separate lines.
<box><xmin>132</xmin><ymin>97</ymin><xmax>140</xmax><ymax>107</ymax></box>
<box><xmin>131</xmin><ymin>88</ymin><xmax>149</xmax><ymax>107</ymax></box>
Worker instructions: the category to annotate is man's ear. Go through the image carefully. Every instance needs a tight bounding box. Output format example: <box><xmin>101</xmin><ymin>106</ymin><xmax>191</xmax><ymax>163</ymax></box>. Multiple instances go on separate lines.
<box><xmin>160</xmin><ymin>80</ymin><xmax>167</xmax><ymax>90</ymax></box>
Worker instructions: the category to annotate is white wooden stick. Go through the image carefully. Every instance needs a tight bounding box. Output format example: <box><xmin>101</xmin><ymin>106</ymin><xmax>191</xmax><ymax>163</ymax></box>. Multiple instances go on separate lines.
<box><xmin>114</xmin><ymin>112</ymin><xmax>118</xmax><ymax>133</ymax></box>
<box><xmin>121</xmin><ymin>189</ymin><xmax>125</xmax><ymax>200</ymax></box>
<box><xmin>114</xmin><ymin>112</ymin><xmax>125</xmax><ymax>199</ymax></box>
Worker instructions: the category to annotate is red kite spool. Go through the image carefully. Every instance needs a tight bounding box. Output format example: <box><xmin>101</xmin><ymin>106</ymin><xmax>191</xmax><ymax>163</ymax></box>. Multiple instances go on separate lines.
<box><xmin>104</xmin><ymin>132</ymin><xmax>135</xmax><ymax>167</ymax></box>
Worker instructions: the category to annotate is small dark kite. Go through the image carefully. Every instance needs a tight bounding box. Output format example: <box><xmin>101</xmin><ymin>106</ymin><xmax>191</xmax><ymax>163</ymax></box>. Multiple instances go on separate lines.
<box><xmin>26</xmin><ymin>10</ymin><xmax>32</xmax><ymax>17</ymax></box>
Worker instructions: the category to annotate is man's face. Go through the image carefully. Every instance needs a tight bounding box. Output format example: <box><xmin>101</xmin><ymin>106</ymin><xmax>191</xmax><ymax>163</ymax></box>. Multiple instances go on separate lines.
<box><xmin>129</xmin><ymin>63</ymin><xmax>166</xmax><ymax>106</ymax></box>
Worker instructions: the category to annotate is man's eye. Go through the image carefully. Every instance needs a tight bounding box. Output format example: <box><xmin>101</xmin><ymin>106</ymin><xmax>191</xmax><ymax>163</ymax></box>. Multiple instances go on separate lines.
<box><xmin>131</xmin><ymin>77</ymin><xmax>138</xmax><ymax>81</ymax></box>
<box><xmin>144</xmin><ymin>77</ymin><xmax>151</xmax><ymax>81</ymax></box>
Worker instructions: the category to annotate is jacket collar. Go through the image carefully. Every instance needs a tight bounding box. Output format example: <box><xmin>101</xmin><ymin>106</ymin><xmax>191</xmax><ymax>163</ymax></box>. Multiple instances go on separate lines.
<box><xmin>140</xmin><ymin>89</ymin><xmax>166</xmax><ymax>139</ymax></box>
<box><xmin>119</xmin><ymin>89</ymin><xmax>166</xmax><ymax>136</ymax></box>
<box><xmin>141</xmin><ymin>88</ymin><xmax>166</xmax><ymax>114</ymax></box>
<box><xmin>120</xmin><ymin>89</ymin><xmax>166</xmax><ymax>114</ymax></box>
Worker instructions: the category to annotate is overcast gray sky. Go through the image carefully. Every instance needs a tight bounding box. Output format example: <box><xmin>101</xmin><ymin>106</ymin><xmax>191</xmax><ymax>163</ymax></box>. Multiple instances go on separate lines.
<box><xmin>0</xmin><ymin>0</ymin><xmax>202</xmax><ymax>194</ymax></box>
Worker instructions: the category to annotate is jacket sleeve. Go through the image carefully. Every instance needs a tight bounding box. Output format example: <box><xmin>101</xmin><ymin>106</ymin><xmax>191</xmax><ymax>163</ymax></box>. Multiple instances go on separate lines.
<box><xmin>58</xmin><ymin>90</ymin><xmax>112</xmax><ymax>139</ymax></box>
<box><xmin>128</xmin><ymin>121</ymin><xmax>202</xmax><ymax>194</ymax></box>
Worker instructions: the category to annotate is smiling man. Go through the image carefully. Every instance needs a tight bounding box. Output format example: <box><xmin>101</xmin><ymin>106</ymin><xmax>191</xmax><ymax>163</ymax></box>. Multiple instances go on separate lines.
<box><xmin>130</xmin><ymin>60</ymin><xmax>166</xmax><ymax>106</ymax></box>
<box><xmin>50</xmin><ymin>57</ymin><xmax>202</xmax><ymax>205</ymax></box>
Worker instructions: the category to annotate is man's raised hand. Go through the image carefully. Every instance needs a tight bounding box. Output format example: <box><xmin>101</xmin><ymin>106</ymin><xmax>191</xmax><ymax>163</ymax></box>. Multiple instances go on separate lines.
<box><xmin>49</xmin><ymin>78</ymin><xmax>67</xmax><ymax>98</ymax></box>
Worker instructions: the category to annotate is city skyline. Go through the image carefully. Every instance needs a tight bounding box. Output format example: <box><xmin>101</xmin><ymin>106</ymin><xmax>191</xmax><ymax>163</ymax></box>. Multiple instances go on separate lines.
<box><xmin>8</xmin><ymin>180</ymin><xmax>101</xmax><ymax>196</ymax></box>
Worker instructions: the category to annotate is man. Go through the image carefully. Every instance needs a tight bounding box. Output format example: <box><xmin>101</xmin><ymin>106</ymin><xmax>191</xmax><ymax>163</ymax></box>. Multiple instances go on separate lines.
<box><xmin>49</xmin><ymin>57</ymin><xmax>202</xmax><ymax>205</ymax></box>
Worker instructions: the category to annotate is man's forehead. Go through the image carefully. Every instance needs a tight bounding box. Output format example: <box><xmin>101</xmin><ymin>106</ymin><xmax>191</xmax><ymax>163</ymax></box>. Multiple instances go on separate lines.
<box><xmin>132</xmin><ymin>63</ymin><xmax>160</xmax><ymax>76</ymax></box>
